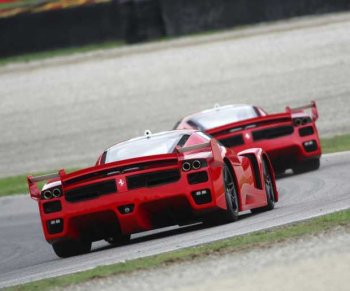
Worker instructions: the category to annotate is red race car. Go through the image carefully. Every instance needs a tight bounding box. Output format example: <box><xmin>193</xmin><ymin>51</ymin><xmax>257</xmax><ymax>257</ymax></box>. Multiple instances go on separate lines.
<box><xmin>174</xmin><ymin>102</ymin><xmax>321</xmax><ymax>174</ymax></box>
<box><xmin>27</xmin><ymin>130</ymin><xmax>277</xmax><ymax>258</ymax></box>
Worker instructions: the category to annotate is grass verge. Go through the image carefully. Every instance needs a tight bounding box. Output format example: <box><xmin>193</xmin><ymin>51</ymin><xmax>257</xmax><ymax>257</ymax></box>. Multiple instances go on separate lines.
<box><xmin>1</xmin><ymin>133</ymin><xmax>350</xmax><ymax>197</ymax></box>
<box><xmin>321</xmin><ymin>133</ymin><xmax>350</xmax><ymax>154</ymax></box>
<box><xmin>0</xmin><ymin>41</ymin><xmax>124</xmax><ymax>67</ymax></box>
<box><xmin>0</xmin><ymin>169</ymin><xmax>79</xmax><ymax>197</ymax></box>
<box><xmin>5</xmin><ymin>209</ymin><xmax>350</xmax><ymax>291</ymax></box>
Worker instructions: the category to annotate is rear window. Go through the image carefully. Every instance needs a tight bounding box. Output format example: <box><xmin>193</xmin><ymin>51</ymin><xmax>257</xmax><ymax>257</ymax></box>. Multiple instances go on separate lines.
<box><xmin>104</xmin><ymin>132</ymin><xmax>187</xmax><ymax>163</ymax></box>
<box><xmin>191</xmin><ymin>105</ymin><xmax>258</xmax><ymax>130</ymax></box>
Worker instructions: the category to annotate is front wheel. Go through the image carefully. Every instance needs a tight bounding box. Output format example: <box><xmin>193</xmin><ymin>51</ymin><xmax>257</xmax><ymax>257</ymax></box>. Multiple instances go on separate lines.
<box><xmin>52</xmin><ymin>239</ymin><xmax>91</xmax><ymax>258</ymax></box>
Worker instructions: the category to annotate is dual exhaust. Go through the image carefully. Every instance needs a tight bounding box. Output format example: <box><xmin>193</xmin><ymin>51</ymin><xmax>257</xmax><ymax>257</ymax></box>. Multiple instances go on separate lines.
<box><xmin>42</xmin><ymin>187</ymin><xmax>62</xmax><ymax>200</ymax></box>
<box><xmin>182</xmin><ymin>160</ymin><xmax>202</xmax><ymax>172</ymax></box>
<box><xmin>293</xmin><ymin>117</ymin><xmax>311</xmax><ymax>127</ymax></box>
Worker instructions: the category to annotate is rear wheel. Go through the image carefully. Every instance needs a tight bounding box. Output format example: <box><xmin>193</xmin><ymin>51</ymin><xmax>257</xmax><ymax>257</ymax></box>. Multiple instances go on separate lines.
<box><xmin>293</xmin><ymin>158</ymin><xmax>320</xmax><ymax>174</ymax></box>
<box><xmin>273</xmin><ymin>164</ymin><xmax>286</xmax><ymax>176</ymax></box>
<box><xmin>222</xmin><ymin>165</ymin><xmax>239</xmax><ymax>223</ymax></box>
<box><xmin>263</xmin><ymin>158</ymin><xmax>275</xmax><ymax>211</ymax></box>
<box><xmin>203</xmin><ymin>165</ymin><xmax>239</xmax><ymax>226</ymax></box>
<box><xmin>52</xmin><ymin>239</ymin><xmax>91</xmax><ymax>258</ymax></box>
<box><xmin>105</xmin><ymin>234</ymin><xmax>131</xmax><ymax>246</ymax></box>
<box><xmin>251</xmin><ymin>158</ymin><xmax>275</xmax><ymax>213</ymax></box>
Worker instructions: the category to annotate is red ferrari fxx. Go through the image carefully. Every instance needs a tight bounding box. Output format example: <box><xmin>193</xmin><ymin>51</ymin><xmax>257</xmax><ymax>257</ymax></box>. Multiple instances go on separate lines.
<box><xmin>174</xmin><ymin>102</ymin><xmax>321</xmax><ymax>174</ymax></box>
<box><xmin>27</xmin><ymin>130</ymin><xmax>277</xmax><ymax>258</ymax></box>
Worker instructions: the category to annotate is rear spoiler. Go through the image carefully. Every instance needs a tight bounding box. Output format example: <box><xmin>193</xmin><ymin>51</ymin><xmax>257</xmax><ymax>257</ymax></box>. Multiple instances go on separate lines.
<box><xmin>176</xmin><ymin>140</ymin><xmax>222</xmax><ymax>164</ymax></box>
<box><xmin>61</xmin><ymin>153</ymin><xmax>179</xmax><ymax>187</ymax></box>
<box><xmin>176</xmin><ymin>142</ymin><xmax>210</xmax><ymax>153</ymax></box>
<box><xmin>285</xmin><ymin>100</ymin><xmax>318</xmax><ymax>121</ymax></box>
<box><xmin>27</xmin><ymin>171</ymin><xmax>65</xmax><ymax>200</ymax></box>
<box><xmin>207</xmin><ymin>112</ymin><xmax>292</xmax><ymax>137</ymax></box>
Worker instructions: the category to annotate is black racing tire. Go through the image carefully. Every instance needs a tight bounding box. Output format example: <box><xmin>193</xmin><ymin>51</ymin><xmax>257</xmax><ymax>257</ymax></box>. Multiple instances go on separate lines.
<box><xmin>273</xmin><ymin>165</ymin><xmax>286</xmax><ymax>176</ymax></box>
<box><xmin>105</xmin><ymin>234</ymin><xmax>131</xmax><ymax>246</ymax></box>
<box><xmin>251</xmin><ymin>158</ymin><xmax>275</xmax><ymax>213</ymax></box>
<box><xmin>293</xmin><ymin>158</ymin><xmax>320</xmax><ymax>174</ymax></box>
<box><xmin>221</xmin><ymin>165</ymin><xmax>239</xmax><ymax>223</ymax></box>
<box><xmin>203</xmin><ymin>165</ymin><xmax>239</xmax><ymax>226</ymax></box>
<box><xmin>52</xmin><ymin>239</ymin><xmax>92</xmax><ymax>258</ymax></box>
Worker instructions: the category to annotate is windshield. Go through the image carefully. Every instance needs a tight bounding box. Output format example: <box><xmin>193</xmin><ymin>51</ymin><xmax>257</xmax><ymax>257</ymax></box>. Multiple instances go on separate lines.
<box><xmin>190</xmin><ymin>105</ymin><xmax>258</xmax><ymax>130</ymax></box>
<box><xmin>104</xmin><ymin>132</ymin><xmax>186</xmax><ymax>163</ymax></box>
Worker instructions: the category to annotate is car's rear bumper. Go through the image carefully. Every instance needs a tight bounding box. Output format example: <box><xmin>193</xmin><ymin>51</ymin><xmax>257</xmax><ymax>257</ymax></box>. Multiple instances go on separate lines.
<box><xmin>38</xmin><ymin>167</ymin><xmax>226</xmax><ymax>243</ymax></box>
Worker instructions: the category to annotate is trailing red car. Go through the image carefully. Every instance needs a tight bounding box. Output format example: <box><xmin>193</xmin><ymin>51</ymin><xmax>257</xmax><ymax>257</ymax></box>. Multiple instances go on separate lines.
<box><xmin>174</xmin><ymin>102</ymin><xmax>321</xmax><ymax>174</ymax></box>
<box><xmin>27</xmin><ymin>130</ymin><xmax>277</xmax><ymax>258</ymax></box>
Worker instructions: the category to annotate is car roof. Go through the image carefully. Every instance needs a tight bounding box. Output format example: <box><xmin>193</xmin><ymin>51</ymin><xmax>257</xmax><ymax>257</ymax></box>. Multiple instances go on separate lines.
<box><xmin>184</xmin><ymin>104</ymin><xmax>254</xmax><ymax>121</ymax></box>
<box><xmin>106</xmin><ymin>129</ymin><xmax>197</xmax><ymax>152</ymax></box>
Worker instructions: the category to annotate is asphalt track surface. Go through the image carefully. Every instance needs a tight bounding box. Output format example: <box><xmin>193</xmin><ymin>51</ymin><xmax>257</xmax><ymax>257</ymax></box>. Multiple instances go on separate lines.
<box><xmin>1</xmin><ymin>12</ymin><xmax>350</xmax><ymax>289</ymax></box>
<box><xmin>1</xmin><ymin>12</ymin><xmax>350</xmax><ymax>177</ymax></box>
<box><xmin>1</xmin><ymin>151</ymin><xmax>350</xmax><ymax>288</ymax></box>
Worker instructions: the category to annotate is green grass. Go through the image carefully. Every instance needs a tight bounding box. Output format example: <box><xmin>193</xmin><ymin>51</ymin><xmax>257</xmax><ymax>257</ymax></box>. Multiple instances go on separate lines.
<box><xmin>0</xmin><ymin>173</ymin><xmax>33</xmax><ymax>197</ymax></box>
<box><xmin>0</xmin><ymin>168</ymin><xmax>79</xmax><ymax>197</ymax></box>
<box><xmin>321</xmin><ymin>133</ymin><xmax>350</xmax><ymax>154</ymax></box>
<box><xmin>0</xmin><ymin>40</ymin><xmax>124</xmax><ymax>66</ymax></box>
<box><xmin>1</xmin><ymin>133</ymin><xmax>349</xmax><ymax>197</ymax></box>
<box><xmin>5</xmin><ymin>209</ymin><xmax>350</xmax><ymax>291</ymax></box>
<box><xmin>0</xmin><ymin>0</ymin><xmax>40</xmax><ymax>10</ymax></box>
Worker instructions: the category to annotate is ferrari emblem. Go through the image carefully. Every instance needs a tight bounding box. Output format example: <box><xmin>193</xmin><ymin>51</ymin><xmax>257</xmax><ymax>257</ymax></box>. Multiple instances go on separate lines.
<box><xmin>245</xmin><ymin>133</ymin><xmax>251</xmax><ymax>139</ymax></box>
<box><xmin>118</xmin><ymin>179</ymin><xmax>125</xmax><ymax>187</ymax></box>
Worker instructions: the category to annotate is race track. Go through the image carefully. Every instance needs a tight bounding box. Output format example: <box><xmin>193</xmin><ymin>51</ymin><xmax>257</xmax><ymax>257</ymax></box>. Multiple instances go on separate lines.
<box><xmin>1</xmin><ymin>151</ymin><xmax>350</xmax><ymax>288</ymax></box>
<box><xmin>1</xmin><ymin>12</ymin><xmax>350</xmax><ymax>177</ymax></box>
<box><xmin>1</xmin><ymin>12</ymin><xmax>350</xmax><ymax>289</ymax></box>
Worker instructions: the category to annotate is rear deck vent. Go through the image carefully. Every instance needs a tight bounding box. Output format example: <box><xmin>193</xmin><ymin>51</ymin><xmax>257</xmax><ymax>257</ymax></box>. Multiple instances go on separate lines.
<box><xmin>253</xmin><ymin>126</ymin><xmax>294</xmax><ymax>141</ymax></box>
<box><xmin>127</xmin><ymin>170</ymin><xmax>180</xmax><ymax>190</ymax></box>
<box><xmin>218</xmin><ymin>135</ymin><xmax>244</xmax><ymax>147</ymax></box>
<box><xmin>65</xmin><ymin>180</ymin><xmax>116</xmax><ymax>202</ymax></box>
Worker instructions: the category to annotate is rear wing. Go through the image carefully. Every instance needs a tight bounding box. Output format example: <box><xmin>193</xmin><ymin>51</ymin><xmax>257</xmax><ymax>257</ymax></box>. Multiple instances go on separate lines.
<box><xmin>176</xmin><ymin>140</ymin><xmax>222</xmax><ymax>164</ymax></box>
<box><xmin>285</xmin><ymin>100</ymin><xmax>318</xmax><ymax>121</ymax></box>
<box><xmin>207</xmin><ymin>112</ymin><xmax>292</xmax><ymax>137</ymax></box>
<box><xmin>176</xmin><ymin>142</ymin><xmax>211</xmax><ymax>153</ymax></box>
<box><xmin>27</xmin><ymin>171</ymin><xmax>64</xmax><ymax>200</ymax></box>
<box><xmin>62</xmin><ymin>154</ymin><xmax>179</xmax><ymax>187</ymax></box>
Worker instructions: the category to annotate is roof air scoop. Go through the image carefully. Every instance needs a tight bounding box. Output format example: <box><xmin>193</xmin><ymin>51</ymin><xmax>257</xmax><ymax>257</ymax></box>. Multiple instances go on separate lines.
<box><xmin>144</xmin><ymin>130</ymin><xmax>152</xmax><ymax>138</ymax></box>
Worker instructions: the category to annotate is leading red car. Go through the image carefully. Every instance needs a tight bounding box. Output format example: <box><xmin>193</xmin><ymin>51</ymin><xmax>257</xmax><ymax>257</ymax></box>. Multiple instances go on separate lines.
<box><xmin>174</xmin><ymin>102</ymin><xmax>321</xmax><ymax>174</ymax></box>
<box><xmin>27</xmin><ymin>130</ymin><xmax>278</xmax><ymax>258</ymax></box>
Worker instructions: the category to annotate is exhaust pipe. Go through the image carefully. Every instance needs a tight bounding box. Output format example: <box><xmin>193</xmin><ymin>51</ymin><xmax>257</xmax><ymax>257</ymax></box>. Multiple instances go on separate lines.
<box><xmin>192</xmin><ymin>160</ymin><xmax>201</xmax><ymax>170</ymax></box>
<box><xmin>182</xmin><ymin>162</ymin><xmax>191</xmax><ymax>172</ymax></box>
<box><xmin>52</xmin><ymin>188</ymin><xmax>62</xmax><ymax>198</ymax></box>
<box><xmin>43</xmin><ymin>190</ymin><xmax>53</xmax><ymax>200</ymax></box>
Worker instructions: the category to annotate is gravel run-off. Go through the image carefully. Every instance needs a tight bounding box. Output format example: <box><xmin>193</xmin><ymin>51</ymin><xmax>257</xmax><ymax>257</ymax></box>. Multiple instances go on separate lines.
<box><xmin>62</xmin><ymin>229</ymin><xmax>350</xmax><ymax>291</ymax></box>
